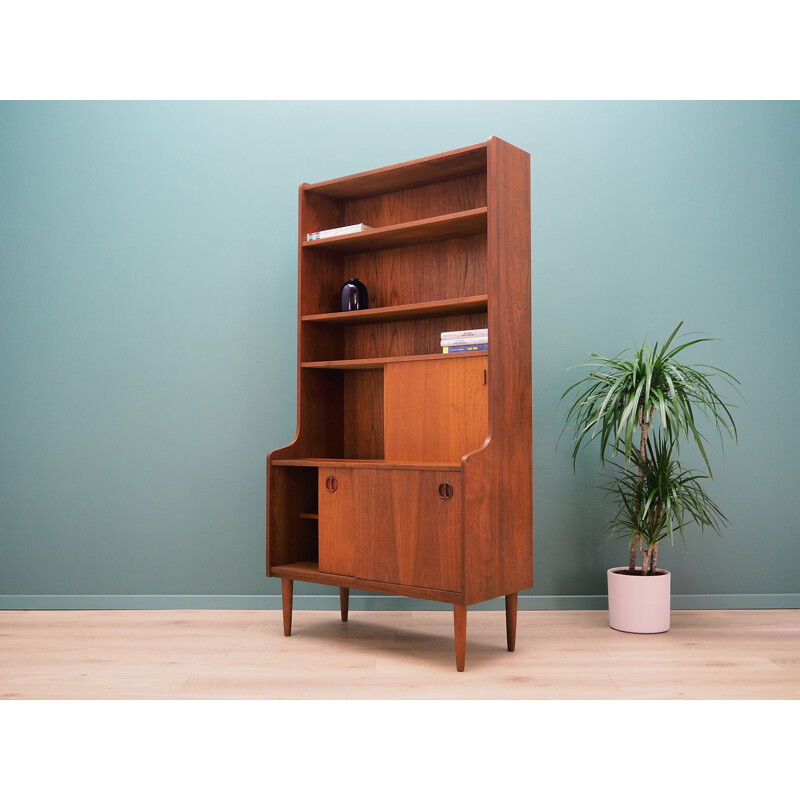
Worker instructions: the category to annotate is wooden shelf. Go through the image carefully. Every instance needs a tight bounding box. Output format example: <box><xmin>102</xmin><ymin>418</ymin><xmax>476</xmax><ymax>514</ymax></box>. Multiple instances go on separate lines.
<box><xmin>270</xmin><ymin>561</ymin><xmax>325</xmax><ymax>581</ymax></box>
<box><xmin>299</xmin><ymin>513</ymin><xmax>319</xmax><ymax>520</ymax></box>
<box><xmin>272</xmin><ymin>458</ymin><xmax>461</xmax><ymax>471</ymax></box>
<box><xmin>301</xmin><ymin>351</ymin><xmax>487</xmax><ymax>370</ymax></box>
<box><xmin>302</xmin><ymin>295</ymin><xmax>488</xmax><ymax>326</ymax></box>
<box><xmin>304</xmin><ymin>142</ymin><xmax>487</xmax><ymax>200</ymax></box>
<box><xmin>302</xmin><ymin>208</ymin><xmax>487</xmax><ymax>254</ymax></box>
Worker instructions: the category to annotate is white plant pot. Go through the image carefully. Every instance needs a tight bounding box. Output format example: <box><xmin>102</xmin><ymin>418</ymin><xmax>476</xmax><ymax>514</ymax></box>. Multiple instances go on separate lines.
<box><xmin>607</xmin><ymin>567</ymin><xmax>671</xmax><ymax>634</ymax></box>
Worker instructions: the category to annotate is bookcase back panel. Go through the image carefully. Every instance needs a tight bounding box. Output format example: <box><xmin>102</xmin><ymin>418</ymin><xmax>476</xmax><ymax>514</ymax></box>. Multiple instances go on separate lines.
<box><xmin>384</xmin><ymin>357</ymin><xmax>489</xmax><ymax>462</ymax></box>
<box><xmin>301</xmin><ymin>322</ymin><xmax>344</xmax><ymax>363</ymax></box>
<box><xmin>342</xmin><ymin>234</ymin><xmax>487</xmax><ymax>310</ymax></box>
<box><xmin>295</xmin><ymin>370</ymin><xmax>344</xmax><ymax>457</ymax></box>
<box><xmin>305</xmin><ymin>143</ymin><xmax>486</xmax><ymax>201</ymax></box>
<box><xmin>343</xmin><ymin>173</ymin><xmax>486</xmax><ymax>228</ymax></box>
<box><xmin>300</xmin><ymin>237</ymin><xmax>486</xmax><ymax>319</ymax></box>
<box><xmin>342</xmin><ymin>369</ymin><xmax>384</xmax><ymax>459</ymax></box>
<box><xmin>300</xmin><ymin>249</ymin><xmax>345</xmax><ymax>317</ymax></box>
<box><xmin>343</xmin><ymin>313</ymin><xmax>488</xmax><ymax>360</ymax></box>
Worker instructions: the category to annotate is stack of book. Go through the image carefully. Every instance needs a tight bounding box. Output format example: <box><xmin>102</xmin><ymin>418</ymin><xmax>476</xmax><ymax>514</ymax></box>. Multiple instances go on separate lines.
<box><xmin>441</xmin><ymin>327</ymin><xmax>488</xmax><ymax>353</ymax></box>
<box><xmin>306</xmin><ymin>223</ymin><xmax>372</xmax><ymax>241</ymax></box>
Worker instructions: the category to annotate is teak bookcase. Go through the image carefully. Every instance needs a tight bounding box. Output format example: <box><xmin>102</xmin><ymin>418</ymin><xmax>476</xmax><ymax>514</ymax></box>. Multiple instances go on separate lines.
<box><xmin>267</xmin><ymin>137</ymin><xmax>532</xmax><ymax>671</ymax></box>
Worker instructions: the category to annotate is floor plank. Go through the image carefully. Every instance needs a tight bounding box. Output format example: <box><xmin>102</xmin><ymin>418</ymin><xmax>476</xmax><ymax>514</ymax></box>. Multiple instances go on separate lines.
<box><xmin>1</xmin><ymin>609</ymin><xmax>798</xmax><ymax>699</ymax></box>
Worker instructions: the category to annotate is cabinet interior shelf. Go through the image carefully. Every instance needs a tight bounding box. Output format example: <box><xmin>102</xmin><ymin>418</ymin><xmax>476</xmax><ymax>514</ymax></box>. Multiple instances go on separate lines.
<box><xmin>270</xmin><ymin>561</ymin><xmax>324</xmax><ymax>581</ymax></box>
<box><xmin>302</xmin><ymin>208</ymin><xmax>487</xmax><ymax>254</ymax></box>
<box><xmin>301</xmin><ymin>351</ymin><xmax>486</xmax><ymax>370</ymax></box>
<box><xmin>272</xmin><ymin>458</ymin><xmax>461</xmax><ymax>471</ymax></box>
<box><xmin>302</xmin><ymin>295</ymin><xmax>488</xmax><ymax>326</ymax></box>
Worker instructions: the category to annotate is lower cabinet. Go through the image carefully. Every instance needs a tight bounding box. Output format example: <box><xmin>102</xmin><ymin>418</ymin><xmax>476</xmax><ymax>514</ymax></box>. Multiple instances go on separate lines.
<box><xmin>319</xmin><ymin>468</ymin><xmax>462</xmax><ymax>593</ymax></box>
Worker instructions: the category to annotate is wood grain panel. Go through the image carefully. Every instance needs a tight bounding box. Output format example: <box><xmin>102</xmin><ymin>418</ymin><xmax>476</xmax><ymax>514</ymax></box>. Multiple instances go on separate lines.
<box><xmin>354</xmin><ymin>469</ymin><xmax>462</xmax><ymax>593</ymax></box>
<box><xmin>343</xmin><ymin>369</ymin><xmax>384</xmax><ymax>459</ymax></box>
<box><xmin>462</xmin><ymin>137</ymin><xmax>533</xmax><ymax>605</ymax></box>
<box><xmin>343</xmin><ymin>312</ymin><xmax>487</xmax><ymax>360</ymax></box>
<box><xmin>293</xmin><ymin>369</ymin><xmax>345</xmax><ymax>456</ymax></box>
<box><xmin>343</xmin><ymin>174</ymin><xmax>487</xmax><ymax>228</ymax></box>
<box><xmin>318</xmin><ymin>468</ymin><xmax>356</xmax><ymax>576</ymax></box>
<box><xmin>384</xmin><ymin>357</ymin><xmax>488</xmax><ymax>462</ymax></box>
<box><xmin>342</xmin><ymin>234</ymin><xmax>487</xmax><ymax>311</ymax></box>
<box><xmin>300</xmin><ymin>250</ymin><xmax>347</xmax><ymax>322</ymax></box>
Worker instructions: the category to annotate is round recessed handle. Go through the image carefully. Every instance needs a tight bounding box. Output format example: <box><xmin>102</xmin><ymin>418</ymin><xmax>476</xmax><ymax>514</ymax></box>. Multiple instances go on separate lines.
<box><xmin>325</xmin><ymin>475</ymin><xmax>338</xmax><ymax>493</ymax></box>
<box><xmin>438</xmin><ymin>481</ymin><xmax>454</xmax><ymax>500</ymax></box>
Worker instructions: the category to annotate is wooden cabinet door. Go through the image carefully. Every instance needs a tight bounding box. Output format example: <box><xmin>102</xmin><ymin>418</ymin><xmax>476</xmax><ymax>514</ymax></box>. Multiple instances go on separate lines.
<box><xmin>384</xmin><ymin>356</ymin><xmax>488</xmax><ymax>463</ymax></box>
<box><xmin>318</xmin><ymin>468</ymin><xmax>356</xmax><ymax>576</ymax></box>
<box><xmin>355</xmin><ymin>469</ymin><xmax>462</xmax><ymax>593</ymax></box>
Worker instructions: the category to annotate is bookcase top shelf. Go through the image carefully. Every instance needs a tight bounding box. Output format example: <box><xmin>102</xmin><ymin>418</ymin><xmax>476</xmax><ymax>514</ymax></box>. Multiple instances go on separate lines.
<box><xmin>302</xmin><ymin>208</ymin><xmax>487</xmax><ymax>254</ymax></box>
<box><xmin>301</xmin><ymin>351</ymin><xmax>487</xmax><ymax>370</ymax></box>
<box><xmin>303</xmin><ymin>141</ymin><xmax>488</xmax><ymax>201</ymax></box>
<box><xmin>302</xmin><ymin>295</ymin><xmax>488</xmax><ymax>326</ymax></box>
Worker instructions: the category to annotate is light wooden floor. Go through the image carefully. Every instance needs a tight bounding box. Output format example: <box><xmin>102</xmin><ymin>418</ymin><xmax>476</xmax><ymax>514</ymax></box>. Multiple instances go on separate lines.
<box><xmin>1</xmin><ymin>608</ymin><xmax>798</xmax><ymax>699</ymax></box>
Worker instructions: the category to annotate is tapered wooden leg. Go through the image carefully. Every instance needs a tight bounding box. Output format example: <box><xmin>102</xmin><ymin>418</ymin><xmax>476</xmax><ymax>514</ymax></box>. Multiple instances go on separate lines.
<box><xmin>339</xmin><ymin>587</ymin><xmax>349</xmax><ymax>622</ymax></box>
<box><xmin>453</xmin><ymin>604</ymin><xmax>467</xmax><ymax>672</ymax></box>
<box><xmin>282</xmin><ymin>579</ymin><xmax>293</xmax><ymax>636</ymax></box>
<box><xmin>505</xmin><ymin>592</ymin><xmax>518</xmax><ymax>652</ymax></box>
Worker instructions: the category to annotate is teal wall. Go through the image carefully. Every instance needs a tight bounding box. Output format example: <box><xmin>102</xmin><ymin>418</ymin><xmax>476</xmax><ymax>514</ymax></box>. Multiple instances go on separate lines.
<box><xmin>2</xmin><ymin>101</ymin><xmax>799</xmax><ymax>609</ymax></box>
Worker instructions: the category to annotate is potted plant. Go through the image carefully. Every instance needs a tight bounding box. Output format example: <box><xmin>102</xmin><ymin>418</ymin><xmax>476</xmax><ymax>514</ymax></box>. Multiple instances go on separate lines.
<box><xmin>561</xmin><ymin>322</ymin><xmax>740</xmax><ymax>632</ymax></box>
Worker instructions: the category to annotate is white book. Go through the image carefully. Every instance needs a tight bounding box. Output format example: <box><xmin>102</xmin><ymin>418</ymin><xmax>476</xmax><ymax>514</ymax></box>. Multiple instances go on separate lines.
<box><xmin>440</xmin><ymin>336</ymin><xmax>488</xmax><ymax>347</ymax></box>
<box><xmin>440</xmin><ymin>328</ymin><xmax>488</xmax><ymax>340</ymax></box>
<box><xmin>307</xmin><ymin>223</ymin><xmax>372</xmax><ymax>241</ymax></box>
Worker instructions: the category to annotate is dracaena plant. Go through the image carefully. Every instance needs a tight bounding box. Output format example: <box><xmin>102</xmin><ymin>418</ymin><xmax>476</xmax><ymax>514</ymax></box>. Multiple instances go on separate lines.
<box><xmin>561</xmin><ymin>322</ymin><xmax>740</xmax><ymax>574</ymax></box>
<box><xmin>601</xmin><ymin>435</ymin><xmax>728</xmax><ymax>573</ymax></box>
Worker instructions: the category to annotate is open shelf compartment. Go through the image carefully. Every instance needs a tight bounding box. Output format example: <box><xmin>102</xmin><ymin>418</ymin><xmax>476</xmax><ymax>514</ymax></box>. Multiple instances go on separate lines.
<box><xmin>302</xmin><ymin>208</ymin><xmax>487</xmax><ymax>254</ymax></box>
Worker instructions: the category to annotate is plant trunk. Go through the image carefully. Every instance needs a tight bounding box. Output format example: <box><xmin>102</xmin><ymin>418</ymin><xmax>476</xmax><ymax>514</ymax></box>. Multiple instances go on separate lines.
<box><xmin>632</xmin><ymin>406</ymin><xmax>652</xmax><ymax>572</ymax></box>
<box><xmin>650</xmin><ymin>540</ymin><xmax>659</xmax><ymax>575</ymax></box>
<box><xmin>641</xmin><ymin>544</ymin><xmax>652</xmax><ymax>575</ymax></box>
<box><xmin>629</xmin><ymin>538</ymin><xmax>637</xmax><ymax>571</ymax></box>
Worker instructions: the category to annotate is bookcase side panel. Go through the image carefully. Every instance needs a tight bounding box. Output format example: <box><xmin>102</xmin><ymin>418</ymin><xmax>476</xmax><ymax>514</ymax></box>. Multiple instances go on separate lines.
<box><xmin>463</xmin><ymin>138</ymin><xmax>533</xmax><ymax>606</ymax></box>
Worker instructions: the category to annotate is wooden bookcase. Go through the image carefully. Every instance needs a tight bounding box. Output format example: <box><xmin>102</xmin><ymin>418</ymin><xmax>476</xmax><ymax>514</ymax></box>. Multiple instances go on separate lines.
<box><xmin>267</xmin><ymin>137</ymin><xmax>532</xmax><ymax>671</ymax></box>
